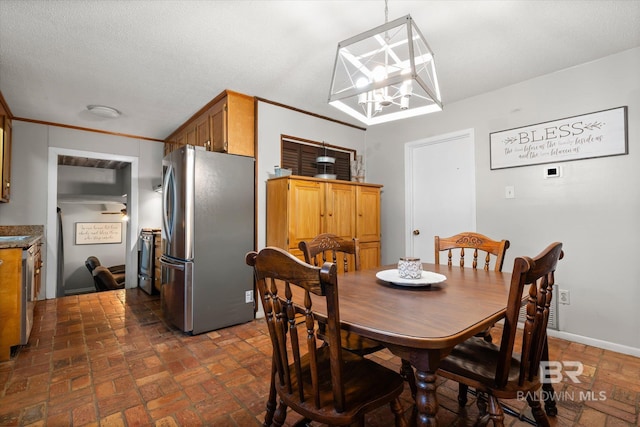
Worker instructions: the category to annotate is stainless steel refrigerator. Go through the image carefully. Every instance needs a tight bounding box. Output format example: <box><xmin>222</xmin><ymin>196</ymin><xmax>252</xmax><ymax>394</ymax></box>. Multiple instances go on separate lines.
<box><xmin>160</xmin><ymin>145</ymin><xmax>255</xmax><ymax>334</ymax></box>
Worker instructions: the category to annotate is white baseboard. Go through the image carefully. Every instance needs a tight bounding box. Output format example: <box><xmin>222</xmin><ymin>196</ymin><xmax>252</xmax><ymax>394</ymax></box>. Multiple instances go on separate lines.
<box><xmin>547</xmin><ymin>329</ymin><xmax>640</xmax><ymax>358</ymax></box>
<box><xmin>65</xmin><ymin>287</ymin><xmax>95</xmax><ymax>296</ymax></box>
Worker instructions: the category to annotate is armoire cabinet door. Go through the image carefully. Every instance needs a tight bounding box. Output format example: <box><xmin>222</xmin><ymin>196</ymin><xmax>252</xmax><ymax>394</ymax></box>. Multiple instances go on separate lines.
<box><xmin>356</xmin><ymin>185</ymin><xmax>381</xmax><ymax>242</ymax></box>
<box><xmin>325</xmin><ymin>182</ymin><xmax>355</xmax><ymax>240</ymax></box>
<box><xmin>360</xmin><ymin>241</ymin><xmax>381</xmax><ymax>271</ymax></box>
<box><xmin>288</xmin><ymin>179</ymin><xmax>324</xmax><ymax>249</ymax></box>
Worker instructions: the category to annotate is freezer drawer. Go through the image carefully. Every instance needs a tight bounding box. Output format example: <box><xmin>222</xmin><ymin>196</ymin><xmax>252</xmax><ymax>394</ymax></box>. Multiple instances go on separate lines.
<box><xmin>160</xmin><ymin>255</ymin><xmax>193</xmax><ymax>333</ymax></box>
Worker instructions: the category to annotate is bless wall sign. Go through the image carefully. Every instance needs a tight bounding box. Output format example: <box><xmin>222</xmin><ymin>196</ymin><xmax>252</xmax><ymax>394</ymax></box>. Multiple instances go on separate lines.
<box><xmin>490</xmin><ymin>106</ymin><xmax>628</xmax><ymax>170</ymax></box>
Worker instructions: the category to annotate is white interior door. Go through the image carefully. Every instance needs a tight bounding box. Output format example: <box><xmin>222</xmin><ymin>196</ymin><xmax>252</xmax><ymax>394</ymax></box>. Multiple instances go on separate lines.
<box><xmin>405</xmin><ymin>129</ymin><xmax>476</xmax><ymax>263</ymax></box>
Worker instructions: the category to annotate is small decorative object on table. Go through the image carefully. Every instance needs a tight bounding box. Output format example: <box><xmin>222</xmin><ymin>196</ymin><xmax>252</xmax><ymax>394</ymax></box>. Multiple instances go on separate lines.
<box><xmin>398</xmin><ymin>257</ymin><xmax>422</xmax><ymax>279</ymax></box>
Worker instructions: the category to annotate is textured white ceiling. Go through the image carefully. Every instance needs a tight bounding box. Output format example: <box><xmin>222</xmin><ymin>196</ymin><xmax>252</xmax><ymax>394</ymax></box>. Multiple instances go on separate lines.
<box><xmin>1</xmin><ymin>1</ymin><xmax>639</xmax><ymax>139</ymax></box>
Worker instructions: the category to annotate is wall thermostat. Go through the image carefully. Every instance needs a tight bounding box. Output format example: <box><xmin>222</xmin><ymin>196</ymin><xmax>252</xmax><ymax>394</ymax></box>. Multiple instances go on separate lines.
<box><xmin>544</xmin><ymin>165</ymin><xmax>562</xmax><ymax>178</ymax></box>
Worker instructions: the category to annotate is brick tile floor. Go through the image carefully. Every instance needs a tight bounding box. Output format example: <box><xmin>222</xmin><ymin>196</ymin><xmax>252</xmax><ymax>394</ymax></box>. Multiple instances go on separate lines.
<box><xmin>0</xmin><ymin>289</ymin><xmax>637</xmax><ymax>426</ymax></box>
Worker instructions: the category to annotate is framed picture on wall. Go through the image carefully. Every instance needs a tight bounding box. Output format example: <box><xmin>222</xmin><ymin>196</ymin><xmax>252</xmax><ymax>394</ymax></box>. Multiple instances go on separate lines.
<box><xmin>75</xmin><ymin>222</ymin><xmax>123</xmax><ymax>245</ymax></box>
<box><xmin>490</xmin><ymin>106</ymin><xmax>628</xmax><ymax>170</ymax></box>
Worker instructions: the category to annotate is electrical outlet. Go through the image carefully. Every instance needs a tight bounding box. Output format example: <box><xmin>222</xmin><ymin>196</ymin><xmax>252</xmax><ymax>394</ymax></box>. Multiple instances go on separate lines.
<box><xmin>245</xmin><ymin>290</ymin><xmax>254</xmax><ymax>303</ymax></box>
<box><xmin>505</xmin><ymin>186</ymin><xmax>515</xmax><ymax>199</ymax></box>
<box><xmin>559</xmin><ymin>289</ymin><xmax>570</xmax><ymax>305</ymax></box>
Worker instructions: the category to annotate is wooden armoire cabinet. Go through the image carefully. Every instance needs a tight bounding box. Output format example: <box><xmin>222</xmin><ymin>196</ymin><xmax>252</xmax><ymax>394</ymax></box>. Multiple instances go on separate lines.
<box><xmin>266</xmin><ymin>176</ymin><xmax>382</xmax><ymax>270</ymax></box>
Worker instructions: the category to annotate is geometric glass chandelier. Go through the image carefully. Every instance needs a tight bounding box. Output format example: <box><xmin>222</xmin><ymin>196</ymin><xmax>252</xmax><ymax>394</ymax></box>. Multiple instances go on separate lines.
<box><xmin>328</xmin><ymin>14</ymin><xmax>442</xmax><ymax>126</ymax></box>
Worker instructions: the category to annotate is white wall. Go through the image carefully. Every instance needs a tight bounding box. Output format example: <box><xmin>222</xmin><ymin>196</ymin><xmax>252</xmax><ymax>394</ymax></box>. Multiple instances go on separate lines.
<box><xmin>0</xmin><ymin>121</ymin><xmax>164</xmax><ymax>298</ymax></box>
<box><xmin>256</xmin><ymin>102</ymin><xmax>367</xmax><ymax>250</ymax></box>
<box><xmin>60</xmin><ymin>203</ymin><xmax>128</xmax><ymax>293</ymax></box>
<box><xmin>366</xmin><ymin>47</ymin><xmax>640</xmax><ymax>354</ymax></box>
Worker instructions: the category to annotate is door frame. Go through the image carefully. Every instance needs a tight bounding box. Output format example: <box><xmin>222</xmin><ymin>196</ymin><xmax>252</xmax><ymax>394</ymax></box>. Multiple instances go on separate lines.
<box><xmin>46</xmin><ymin>147</ymin><xmax>139</xmax><ymax>298</ymax></box>
<box><xmin>404</xmin><ymin>128</ymin><xmax>476</xmax><ymax>257</ymax></box>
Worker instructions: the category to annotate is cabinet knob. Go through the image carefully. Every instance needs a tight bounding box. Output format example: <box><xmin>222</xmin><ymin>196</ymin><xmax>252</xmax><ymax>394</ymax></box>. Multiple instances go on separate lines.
<box><xmin>413</xmin><ymin>229</ymin><xmax>420</xmax><ymax>235</ymax></box>
<box><xmin>6</xmin><ymin>182</ymin><xmax>9</xmax><ymax>188</ymax></box>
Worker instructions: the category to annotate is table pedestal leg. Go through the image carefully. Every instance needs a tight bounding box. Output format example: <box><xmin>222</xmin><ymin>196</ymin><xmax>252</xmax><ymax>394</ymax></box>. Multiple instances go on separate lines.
<box><xmin>414</xmin><ymin>369</ymin><xmax>438</xmax><ymax>427</ymax></box>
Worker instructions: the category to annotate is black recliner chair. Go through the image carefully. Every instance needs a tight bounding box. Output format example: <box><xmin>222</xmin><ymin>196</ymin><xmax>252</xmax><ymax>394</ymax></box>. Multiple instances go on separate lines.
<box><xmin>85</xmin><ymin>256</ymin><xmax>126</xmax><ymax>285</ymax></box>
<box><xmin>92</xmin><ymin>266</ymin><xmax>126</xmax><ymax>292</ymax></box>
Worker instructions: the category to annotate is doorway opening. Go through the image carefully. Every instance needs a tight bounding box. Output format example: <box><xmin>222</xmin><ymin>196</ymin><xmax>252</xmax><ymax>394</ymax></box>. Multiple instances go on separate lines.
<box><xmin>46</xmin><ymin>147</ymin><xmax>139</xmax><ymax>299</ymax></box>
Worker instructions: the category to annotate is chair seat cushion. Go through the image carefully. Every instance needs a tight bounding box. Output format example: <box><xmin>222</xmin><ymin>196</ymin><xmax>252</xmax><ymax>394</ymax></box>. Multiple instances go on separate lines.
<box><xmin>93</xmin><ymin>266</ymin><xmax>126</xmax><ymax>291</ymax></box>
<box><xmin>438</xmin><ymin>337</ymin><xmax>540</xmax><ymax>397</ymax></box>
<box><xmin>111</xmin><ymin>271</ymin><xmax>126</xmax><ymax>284</ymax></box>
<box><xmin>276</xmin><ymin>346</ymin><xmax>404</xmax><ymax>422</ymax></box>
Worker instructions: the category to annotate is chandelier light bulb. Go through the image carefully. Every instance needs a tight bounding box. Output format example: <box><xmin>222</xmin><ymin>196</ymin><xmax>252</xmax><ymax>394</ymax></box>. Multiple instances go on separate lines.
<box><xmin>356</xmin><ymin>77</ymin><xmax>369</xmax><ymax>88</ymax></box>
<box><xmin>372</xmin><ymin>65</ymin><xmax>387</xmax><ymax>82</ymax></box>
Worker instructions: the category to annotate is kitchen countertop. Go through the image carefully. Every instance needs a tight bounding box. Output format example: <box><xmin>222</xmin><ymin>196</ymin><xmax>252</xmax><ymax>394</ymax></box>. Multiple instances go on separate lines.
<box><xmin>0</xmin><ymin>225</ymin><xmax>44</xmax><ymax>249</ymax></box>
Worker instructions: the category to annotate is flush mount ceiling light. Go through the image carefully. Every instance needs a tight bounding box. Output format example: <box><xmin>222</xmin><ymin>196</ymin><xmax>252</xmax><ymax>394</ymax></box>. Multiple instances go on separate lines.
<box><xmin>87</xmin><ymin>104</ymin><xmax>121</xmax><ymax>118</ymax></box>
<box><xmin>328</xmin><ymin>2</ymin><xmax>442</xmax><ymax>126</ymax></box>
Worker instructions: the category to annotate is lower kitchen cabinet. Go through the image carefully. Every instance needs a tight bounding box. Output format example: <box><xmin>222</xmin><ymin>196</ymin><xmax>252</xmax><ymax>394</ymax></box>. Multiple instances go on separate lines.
<box><xmin>0</xmin><ymin>248</ymin><xmax>22</xmax><ymax>361</ymax></box>
<box><xmin>0</xmin><ymin>243</ymin><xmax>41</xmax><ymax>361</ymax></box>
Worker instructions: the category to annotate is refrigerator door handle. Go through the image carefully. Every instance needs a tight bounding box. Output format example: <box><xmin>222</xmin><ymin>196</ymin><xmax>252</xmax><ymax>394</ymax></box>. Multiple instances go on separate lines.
<box><xmin>160</xmin><ymin>256</ymin><xmax>185</xmax><ymax>271</ymax></box>
<box><xmin>162</xmin><ymin>163</ymin><xmax>177</xmax><ymax>243</ymax></box>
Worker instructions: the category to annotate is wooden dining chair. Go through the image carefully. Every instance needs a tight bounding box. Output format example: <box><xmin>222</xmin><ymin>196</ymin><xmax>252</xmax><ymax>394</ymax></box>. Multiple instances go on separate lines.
<box><xmin>299</xmin><ymin>233</ymin><xmax>361</xmax><ymax>273</ymax></box>
<box><xmin>246</xmin><ymin>247</ymin><xmax>407</xmax><ymax>427</ymax></box>
<box><xmin>428</xmin><ymin>232</ymin><xmax>512</xmax><ymax>403</ymax></box>
<box><xmin>299</xmin><ymin>233</ymin><xmax>383</xmax><ymax>355</ymax></box>
<box><xmin>435</xmin><ymin>231</ymin><xmax>510</xmax><ymax>273</ymax></box>
<box><xmin>435</xmin><ymin>232</ymin><xmax>510</xmax><ymax>343</ymax></box>
<box><xmin>300</xmin><ymin>233</ymin><xmax>419</xmax><ymax>408</ymax></box>
<box><xmin>437</xmin><ymin>242</ymin><xmax>564</xmax><ymax>427</ymax></box>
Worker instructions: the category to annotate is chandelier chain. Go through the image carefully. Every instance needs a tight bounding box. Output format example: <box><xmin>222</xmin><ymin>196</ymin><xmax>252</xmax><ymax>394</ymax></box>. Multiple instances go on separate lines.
<box><xmin>384</xmin><ymin>0</ymin><xmax>388</xmax><ymax>24</ymax></box>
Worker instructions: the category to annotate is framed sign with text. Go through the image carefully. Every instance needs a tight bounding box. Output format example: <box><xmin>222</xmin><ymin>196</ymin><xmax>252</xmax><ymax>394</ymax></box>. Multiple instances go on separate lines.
<box><xmin>75</xmin><ymin>222</ymin><xmax>123</xmax><ymax>245</ymax></box>
<box><xmin>490</xmin><ymin>106</ymin><xmax>628</xmax><ymax>170</ymax></box>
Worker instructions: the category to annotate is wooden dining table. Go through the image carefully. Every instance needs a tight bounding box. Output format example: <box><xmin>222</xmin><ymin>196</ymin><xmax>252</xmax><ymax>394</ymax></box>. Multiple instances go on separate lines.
<box><xmin>324</xmin><ymin>262</ymin><xmax>518</xmax><ymax>427</ymax></box>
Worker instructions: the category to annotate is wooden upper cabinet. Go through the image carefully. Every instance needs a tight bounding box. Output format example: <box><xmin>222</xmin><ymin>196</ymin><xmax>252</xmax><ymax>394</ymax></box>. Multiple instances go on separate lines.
<box><xmin>164</xmin><ymin>90</ymin><xmax>254</xmax><ymax>158</ymax></box>
<box><xmin>0</xmin><ymin>111</ymin><xmax>12</xmax><ymax>203</ymax></box>
<box><xmin>211</xmin><ymin>91</ymin><xmax>254</xmax><ymax>156</ymax></box>
<box><xmin>266</xmin><ymin>176</ymin><xmax>382</xmax><ymax>269</ymax></box>
<box><xmin>194</xmin><ymin>112</ymin><xmax>211</xmax><ymax>150</ymax></box>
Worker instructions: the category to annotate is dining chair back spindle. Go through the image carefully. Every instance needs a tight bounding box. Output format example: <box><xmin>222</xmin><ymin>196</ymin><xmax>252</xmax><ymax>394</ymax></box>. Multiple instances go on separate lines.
<box><xmin>435</xmin><ymin>231</ymin><xmax>510</xmax><ymax>272</ymax></box>
<box><xmin>438</xmin><ymin>242</ymin><xmax>564</xmax><ymax>427</ymax></box>
<box><xmin>246</xmin><ymin>247</ymin><xmax>407</xmax><ymax>427</ymax></box>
